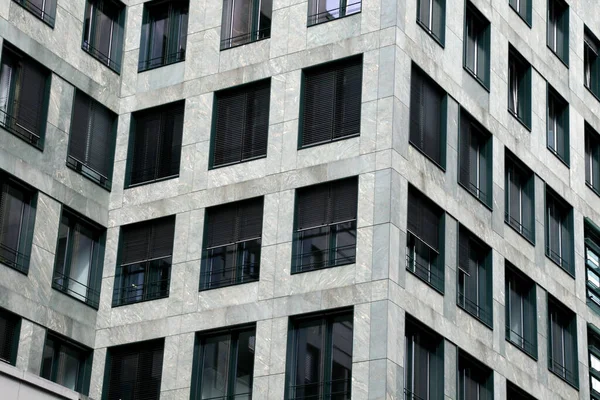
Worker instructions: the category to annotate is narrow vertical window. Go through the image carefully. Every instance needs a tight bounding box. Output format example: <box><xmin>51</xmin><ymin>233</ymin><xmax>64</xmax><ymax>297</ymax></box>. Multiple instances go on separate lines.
<box><xmin>585</xmin><ymin>27</ymin><xmax>600</xmax><ymax>98</ymax></box>
<box><xmin>220</xmin><ymin>0</ymin><xmax>272</xmax><ymax>49</ymax></box>
<box><xmin>585</xmin><ymin>219</ymin><xmax>600</xmax><ymax>313</ymax></box>
<box><xmin>82</xmin><ymin>0</ymin><xmax>126</xmax><ymax>73</ymax></box>
<box><xmin>505</xmin><ymin>151</ymin><xmax>535</xmax><ymax>242</ymax></box>
<box><xmin>509</xmin><ymin>0</ymin><xmax>531</xmax><ymax>25</ymax></box>
<box><xmin>588</xmin><ymin>326</ymin><xmax>600</xmax><ymax>398</ymax></box>
<box><xmin>505</xmin><ymin>262</ymin><xmax>537</xmax><ymax>358</ymax></box>
<box><xmin>0</xmin><ymin>308</ymin><xmax>20</xmax><ymax>365</ymax></box>
<box><xmin>508</xmin><ymin>46</ymin><xmax>532</xmax><ymax>128</ymax></box>
<box><xmin>545</xmin><ymin>187</ymin><xmax>573</xmax><ymax>275</ymax></box>
<box><xmin>458</xmin><ymin>350</ymin><xmax>493</xmax><ymax>400</ymax></box>
<box><xmin>307</xmin><ymin>0</ymin><xmax>361</xmax><ymax>25</ymax></box>
<box><xmin>12</xmin><ymin>0</ymin><xmax>57</xmax><ymax>26</ymax></box>
<box><xmin>416</xmin><ymin>0</ymin><xmax>445</xmax><ymax>44</ymax></box>
<box><xmin>586</xmin><ymin>123</ymin><xmax>600</xmax><ymax>194</ymax></box>
<box><xmin>464</xmin><ymin>3</ymin><xmax>490</xmax><ymax>88</ymax></box>
<box><xmin>547</xmin><ymin>0</ymin><xmax>569</xmax><ymax>65</ymax></box>
<box><xmin>459</xmin><ymin>109</ymin><xmax>492</xmax><ymax>207</ymax></box>
<box><xmin>548</xmin><ymin>296</ymin><xmax>578</xmax><ymax>387</ymax></box>
<box><xmin>40</xmin><ymin>332</ymin><xmax>92</xmax><ymax>395</ymax></box>
<box><xmin>547</xmin><ymin>85</ymin><xmax>569</xmax><ymax>164</ymax></box>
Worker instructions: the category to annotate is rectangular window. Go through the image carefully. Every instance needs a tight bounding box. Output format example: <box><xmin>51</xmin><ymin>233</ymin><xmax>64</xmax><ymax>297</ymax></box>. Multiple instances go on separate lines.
<box><xmin>547</xmin><ymin>85</ymin><xmax>569</xmax><ymax>164</ymax></box>
<box><xmin>509</xmin><ymin>0</ymin><xmax>531</xmax><ymax>25</ymax></box>
<box><xmin>220</xmin><ymin>0</ymin><xmax>272</xmax><ymax>50</ymax></box>
<box><xmin>457</xmin><ymin>225</ymin><xmax>492</xmax><ymax>327</ymax></box>
<box><xmin>12</xmin><ymin>0</ymin><xmax>57</xmax><ymax>26</ymax></box>
<box><xmin>416</xmin><ymin>0</ymin><xmax>445</xmax><ymax>44</ymax></box>
<box><xmin>52</xmin><ymin>208</ymin><xmax>105</xmax><ymax>309</ymax></box>
<box><xmin>293</xmin><ymin>177</ymin><xmax>358</xmax><ymax>273</ymax></box>
<box><xmin>41</xmin><ymin>332</ymin><xmax>92</xmax><ymax>395</ymax></box>
<box><xmin>585</xmin><ymin>27</ymin><xmax>600</xmax><ymax>98</ymax></box>
<box><xmin>506</xmin><ymin>381</ymin><xmax>536</xmax><ymax>400</ymax></box>
<box><xmin>113</xmin><ymin>216</ymin><xmax>175</xmax><ymax>306</ymax></box>
<box><xmin>458</xmin><ymin>350</ymin><xmax>493</xmax><ymax>400</ymax></box>
<box><xmin>545</xmin><ymin>187</ymin><xmax>573</xmax><ymax>275</ymax></box>
<box><xmin>286</xmin><ymin>308</ymin><xmax>353</xmax><ymax>400</ymax></box>
<box><xmin>307</xmin><ymin>0</ymin><xmax>361</xmax><ymax>25</ymax></box>
<box><xmin>505</xmin><ymin>151</ymin><xmax>535</xmax><ymax>242</ymax></box>
<box><xmin>68</xmin><ymin>90</ymin><xmax>117</xmax><ymax>189</ymax></box>
<box><xmin>201</xmin><ymin>197</ymin><xmax>263</xmax><ymax>290</ymax></box>
<box><xmin>0</xmin><ymin>43</ymin><xmax>51</xmax><ymax>149</ymax></box>
<box><xmin>585</xmin><ymin>219</ymin><xmax>600</xmax><ymax>313</ymax></box>
<box><xmin>410</xmin><ymin>64</ymin><xmax>447</xmax><ymax>167</ymax></box>
<box><xmin>404</xmin><ymin>315</ymin><xmax>444</xmax><ymax>400</ymax></box>
<box><xmin>0</xmin><ymin>308</ymin><xmax>20</xmax><ymax>365</ymax></box>
<box><xmin>508</xmin><ymin>46</ymin><xmax>532</xmax><ymax>128</ymax></box>
<box><xmin>459</xmin><ymin>109</ymin><xmax>492</xmax><ymax>207</ymax></box>
<box><xmin>211</xmin><ymin>79</ymin><xmax>270</xmax><ymax>168</ymax></box>
<box><xmin>104</xmin><ymin>339</ymin><xmax>164</xmax><ymax>400</ymax></box>
<box><xmin>139</xmin><ymin>0</ymin><xmax>189</xmax><ymax>72</ymax></box>
<box><xmin>464</xmin><ymin>3</ymin><xmax>490</xmax><ymax>88</ymax></box>
<box><xmin>548</xmin><ymin>296</ymin><xmax>578</xmax><ymax>387</ymax></box>
<box><xmin>505</xmin><ymin>262</ymin><xmax>537</xmax><ymax>358</ymax></box>
<box><xmin>547</xmin><ymin>0</ymin><xmax>569</xmax><ymax>65</ymax></box>
<box><xmin>82</xmin><ymin>0</ymin><xmax>125</xmax><ymax>73</ymax></box>
<box><xmin>406</xmin><ymin>186</ymin><xmax>445</xmax><ymax>292</ymax></box>
<box><xmin>589</xmin><ymin>326</ymin><xmax>600</xmax><ymax>399</ymax></box>
<box><xmin>128</xmin><ymin>101</ymin><xmax>184</xmax><ymax>186</ymax></box>
<box><xmin>300</xmin><ymin>56</ymin><xmax>362</xmax><ymax>148</ymax></box>
<box><xmin>0</xmin><ymin>172</ymin><xmax>36</xmax><ymax>274</ymax></box>
<box><xmin>191</xmin><ymin>325</ymin><xmax>255</xmax><ymax>400</ymax></box>
<box><xmin>586</xmin><ymin>123</ymin><xmax>600</xmax><ymax>194</ymax></box>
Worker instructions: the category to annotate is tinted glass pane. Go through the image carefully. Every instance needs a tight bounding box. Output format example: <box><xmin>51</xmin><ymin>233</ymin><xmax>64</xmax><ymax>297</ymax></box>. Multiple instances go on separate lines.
<box><xmin>330</xmin><ymin>315</ymin><xmax>352</xmax><ymax>400</ymax></box>
<box><xmin>69</xmin><ymin>227</ymin><xmax>94</xmax><ymax>300</ymax></box>
<box><xmin>201</xmin><ymin>334</ymin><xmax>230</xmax><ymax>399</ymax></box>
<box><xmin>234</xmin><ymin>331</ymin><xmax>255</xmax><ymax>398</ymax></box>
<box><xmin>299</xmin><ymin>226</ymin><xmax>329</xmax><ymax>271</ymax></box>
<box><xmin>294</xmin><ymin>320</ymin><xmax>323</xmax><ymax>399</ymax></box>
<box><xmin>56</xmin><ymin>345</ymin><xmax>81</xmax><ymax>390</ymax></box>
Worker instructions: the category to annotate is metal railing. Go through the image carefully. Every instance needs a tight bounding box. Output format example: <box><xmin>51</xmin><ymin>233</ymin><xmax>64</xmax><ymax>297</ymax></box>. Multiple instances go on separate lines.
<box><xmin>505</xmin><ymin>325</ymin><xmax>536</xmax><ymax>356</ymax></box>
<box><xmin>307</xmin><ymin>1</ymin><xmax>362</xmax><ymax>26</ymax></box>
<box><xmin>52</xmin><ymin>271</ymin><xmax>100</xmax><ymax>308</ymax></box>
<box><xmin>459</xmin><ymin>173</ymin><xmax>490</xmax><ymax>205</ymax></box>
<box><xmin>200</xmin><ymin>258</ymin><xmax>260</xmax><ymax>290</ymax></box>
<box><xmin>0</xmin><ymin>101</ymin><xmax>42</xmax><ymax>148</ymax></box>
<box><xmin>293</xmin><ymin>222</ymin><xmax>356</xmax><ymax>273</ymax></box>
<box><xmin>403</xmin><ymin>388</ymin><xmax>427</xmax><ymax>400</ymax></box>
<box><xmin>406</xmin><ymin>253</ymin><xmax>444</xmax><ymax>290</ymax></box>
<box><xmin>66</xmin><ymin>155</ymin><xmax>111</xmax><ymax>189</ymax></box>
<box><xmin>112</xmin><ymin>277</ymin><xmax>170</xmax><ymax>306</ymax></box>
<box><xmin>128</xmin><ymin>160</ymin><xmax>181</xmax><ymax>187</ymax></box>
<box><xmin>546</xmin><ymin>246</ymin><xmax>571</xmax><ymax>272</ymax></box>
<box><xmin>549</xmin><ymin>357</ymin><xmax>577</xmax><ymax>386</ymax></box>
<box><xmin>82</xmin><ymin>41</ymin><xmax>120</xmax><ymax>73</ymax></box>
<box><xmin>220</xmin><ymin>27</ymin><xmax>271</xmax><ymax>50</ymax></box>
<box><xmin>197</xmin><ymin>393</ymin><xmax>252</xmax><ymax>400</ymax></box>
<box><xmin>457</xmin><ymin>291</ymin><xmax>492</xmax><ymax>327</ymax></box>
<box><xmin>505</xmin><ymin>212</ymin><xmax>534</xmax><ymax>240</ymax></box>
<box><xmin>288</xmin><ymin>378</ymin><xmax>351</xmax><ymax>399</ymax></box>
<box><xmin>138</xmin><ymin>48</ymin><xmax>186</xmax><ymax>72</ymax></box>
<box><xmin>12</xmin><ymin>0</ymin><xmax>55</xmax><ymax>26</ymax></box>
<box><xmin>0</xmin><ymin>242</ymin><xmax>29</xmax><ymax>274</ymax></box>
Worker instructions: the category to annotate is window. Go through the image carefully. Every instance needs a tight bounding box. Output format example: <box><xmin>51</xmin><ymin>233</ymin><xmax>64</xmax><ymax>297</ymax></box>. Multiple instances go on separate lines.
<box><xmin>112</xmin><ymin>216</ymin><xmax>175</xmax><ymax>306</ymax></box>
<box><xmin>0</xmin><ymin>172</ymin><xmax>36</xmax><ymax>274</ymax></box>
<box><xmin>508</xmin><ymin>47</ymin><xmax>532</xmax><ymax>128</ymax></box>
<box><xmin>505</xmin><ymin>262</ymin><xmax>537</xmax><ymax>358</ymax></box>
<box><xmin>547</xmin><ymin>0</ymin><xmax>569</xmax><ymax>65</ymax></box>
<box><xmin>307</xmin><ymin>0</ymin><xmax>360</xmax><ymax>25</ymax></box>
<box><xmin>0</xmin><ymin>43</ymin><xmax>51</xmax><ymax>149</ymax></box>
<box><xmin>211</xmin><ymin>79</ymin><xmax>270</xmax><ymax>168</ymax></box>
<box><xmin>585</xmin><ymin>27</ymin><xmax>600</xmax><ymax>98</ymax></box>
<box><xmin>286</xmin><ymin>308</ymin><xmax>353</xmax><ymax>400</ymax></box>
<box><xmin>506</xmin><ymin>381</ymin><xmax>536</xmax><ymax>400</ymax></box>
<box><xmin>67</xmin><ymin>90</ymin><xmax>117</xmax><ymax>190</ymax></box>
<box><xmin>458</xmin><ymin>350</ymin><xmax>493</xmax><ymax>400</ymax></box>
<box><xmin>509</xmin><ymin>0</ymin><xmax>531</xmax><ymax>25</ymax></box>
<box><xmin>12</xmin><ymin>0</ymin><xmax>57</xmax><ymax>26</ymax></box>
<box><xmin>220</xmin><ymin>0</ymin><xmax>272</xmax><ymax>49</ymax></box>
<box><xmin>464</xmin><ymin>3</ymin><xmax>490</xmax><ymax>88</ymax></box>
<box><xmin>459</xmin><ymin>109</ymin><xmax>492</xmax><ymax>207</ymax></box>
<box><xmin>545</xmin><ymin>187</ymin><xmax>573</xmax><ymax>275</ymax></box>
<box><xmin>128</xmin><ymin>101</ymin><xmax>184</xmax><ymax>186</ymax></box>
<box><xmin>416</xmin><ymin>0</ymin><xmax>445</xmax><ymax>44</ymax></box>
<box><xmin>406</xmin><ymin>186</ymin><xmax>445</xmax><ymax>292</ymax></box>
<box><xmin>505</xmin><ymin>151</ymin><xmax>535</xmax><ymax>242</ymax></box>
<box><xmin>300</xmin><ymin>56</ymin><xmax>362</xmax><ymax>148</ymax></box>
<box><xmin>104</xmin><ymin>339</ymin><xmax>164</xmax><ymax>400</ymax></box>
<box><xmin>293</xmin><ymin>177</ymin><xmax>358</xmax><ymax>273</ymax></box>
<box><xmin>0</xmin><ymin>308</ymin><xmax>20</xmax><ymax>365</ymax></box>
<box><xmin>585</xmin><ymin>219</ymin><xmax>600</xmax><ymax>313</ymax></box>
<box><xmin>191</xmin><ymin>325</ymin><xmax>255</xmax><ymax>400</ymax></box>
<box><xmin>201</xmin><ymin>197</ymin><xmax>263</xmax><ymax>290</ymax></box>
<box><xmin>41</xmin><ymin>332</ymin><xmax>92</xmax><ymax>394</ymax></box>
<box><xmin>410</xmin><ymin>64</ymin><xmax>447</xmax><ymax>167</ymax></box>
<box><xmin>139</xmin><ymin>0</ymin><xmax>189</xmax><ymax>72</ymax></box>
<box><xmin>404</xmin><ymin>315</ymin><xmax>444</xmax><ymax>400</ymax></box>
<box><xmin>52</xmin><ymin>208</ymin><xmax>105</xmax><ymax>308</ymax></box>
<box><xmin>547</xmin><ymin>296</ymin><xmax>578</xmax><ymax>387</ymax></box>
<box><xmin>457</xmin><ymin>225</ymin><xmax>492</xmax><ymax>327</ymax></box>
<box><xmin>547</xmin><ymin>85</ymin><xmax>569</xmax><ymax>164</ymax></box>
<box><xmin>586</xmin><ymin>123</ymin><xmax>600</xmax><ymax>193</ymax></box>
<box><xmin>589</xmin><ymin>326</ymin><xmax>600</xmax><ymax>399</ymax></box>
<box><xmin>82</xmin><ymin>0</ymin><xmax>125</xmax><ymax>73</ymax></box>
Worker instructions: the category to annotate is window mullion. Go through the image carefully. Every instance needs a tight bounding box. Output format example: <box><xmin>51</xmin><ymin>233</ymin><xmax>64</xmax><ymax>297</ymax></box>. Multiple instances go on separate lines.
<box><xmin>228</xmin><ymin>332</ymin><xmax>239</xmax><ymax>398</ymax></box>
<box><xmin>323</xmin><ymin>317</ymin><xmax>333</xmax><ymax>399</ymax></box>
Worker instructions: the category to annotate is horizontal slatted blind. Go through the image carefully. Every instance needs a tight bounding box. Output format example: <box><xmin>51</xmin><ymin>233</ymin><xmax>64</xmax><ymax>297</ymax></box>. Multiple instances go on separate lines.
<box><xmin>296</xmin><ymin>177</ymin><xmax>358</xmax><ymax>230</ymax></box>
<box><xmin>16</xmin><ymin>58</ymin><xmax>48</xmax><ymax>136</ymax></box>
<box><xmin>407</xmin><ymin>188</ymin><xmax>440</xmax><ymax>251</ymax></box>
<box><xmin>458</xmin><ymin>227</ymin><xmax>471</xmax><ymax>275</ymax></box>
<box><xmin>68</xmin><ymin>91</ymin><xmax>91</xmax><ymax>164</ymax></box>
<box><xmin>120</xmin><ymin>216</ymin><xmax>175</xmax><ymax>265</ymax></box>
<box><xmin>459</xmin><ymin>112</ymin><xmax>472</xmax><ymax>188</ymax></box>
<box><xmin>205</xmin><ymin>197</ymin><xmax>264</xmax><ymax>248</ymax></box>
<box><xmin>0</xmin><ymin>309</ymin><xmax>19</xmax><ymax>364</ymax></box>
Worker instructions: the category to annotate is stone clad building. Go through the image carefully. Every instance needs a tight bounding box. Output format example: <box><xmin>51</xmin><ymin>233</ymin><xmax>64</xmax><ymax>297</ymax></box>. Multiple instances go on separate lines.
<box><xmin>1</xmin><ymin>0</ymin><xmax>600</xmax><ymax>399</ymax></box>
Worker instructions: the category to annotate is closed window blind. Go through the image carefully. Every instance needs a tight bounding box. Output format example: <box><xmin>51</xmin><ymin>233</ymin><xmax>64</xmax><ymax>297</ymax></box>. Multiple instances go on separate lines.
<box><xmin>301</xmin><ymin>55</ymin><xmax>362</xmax><ymax>147</ymax></box>
<box><xmin>204</xmin><ymin>197</ymin><xmax>264</xmax><ymax>248</ymax></box>
<box><xmin>0</xmin><ymin>308</ymin><xmax>20</xmax><ymax>365</ymax></box>
<box><xmin>407</xmin><ymin>189</ymin><xmax>441</xmax><ymax>251</ymax></box>
<box><xmin>120</xmin><ymin>216</ymin><xmax>175</xmax><ymax>266</ymax></box>
<box><xmin>459</xmin><ymin>110</ymin><xmax>491</xmax><ymax>205</ymax></box>
<box><xmin>213</xmin><ymin>79</ymin><xmax>270</xmax><ymax>167</ymax></box>
<box><xmin>545</xmin><ymin>189</ymin><xmax>572</xmax><ymax>273</ymax></box>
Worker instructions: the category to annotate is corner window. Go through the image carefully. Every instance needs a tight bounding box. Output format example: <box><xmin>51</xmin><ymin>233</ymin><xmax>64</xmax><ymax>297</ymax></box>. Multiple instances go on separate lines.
<box><xmin>508</xmin><ymin>46</ymin><xmax>532</xmax><ymax>128</ymax></box>
<box><xmin>53</xmin><ymin>208</ymin><xmax>105</xmax><ymax>309</ymax></box>
<box><xmin>128</xmin><ymin>101</ymin><xmax>185</xmax><ymax>187</ymax></box>
<box><xmin>547</xmin><ymin>85</ymin><xmax>569</xmax><ymax>164</ymax></box>
<box><xmin>300</xmin><ymin>56</ymin><xmax>362</xmax><ymax>148</ymax></box>
<box><xmin>201</xmin><ymin>197</ymin><xmax>263</xmax><ymax>290</ymax></box>
<box><xmin>406</xmin><ymin>185</ymin><xmax>445</xmax><ymax>292</ymax></box>
<box><xmin>220</xmin><ymin>0</ymin><xmax>272</xmax><ymax>50</ymax></box>
<box><xmin>0</xmin><ymin>43</ymin><xmax>51</xmax><ymax>149</ymax></box>
<box><xmin>585</xmin><ymin>219</ymin><xmax>600</xmax><ymax>313</ymax></box>
<box><xmin>459</xmin><ymin>109</ymin><xmax>492</xmax><ymax>207</ymax></box>
<box><xmin>191</xmin><ymin>325</ymin><xmax>256</xmax><ymax>400</ymax></box>
<box><xmin>585</xmin><ymin>27</ymin><xmax>600</xmax><ymax>98</ymax></box>
<box><xmin>286</xmin><ymin>308</ymin><xmax>353</xmax><ymax>400</ymax></box>
<box><xmin>211</xmin><ymin>79</ymin><xmax>270</xmax><ymax>168</ymax></box>
<box><xmin>545</xmin><ymin>187</ymin><xmax>573</xmax><ymax>275</ymax></box>
<box><xmin>505</xmin><ymin>151</ymin><xmax>534</xmax><ymax>242</ymax></box>
<box><xmin>307</xmin><ymin>0</ymin><xmax>361</xmax><ymax>25</ymax></box>
<box><xmin>82</xmin><ymin>0</ymin><xmax>125</xmax><ymax>73</ymax></box>
<box><xmin>547</xmin><ymin>0</ymin><xmax>569</xmax><ymax>65</ymax></box>
<box><xmin>293</xmin><ymin>177</ymin><xmax>358</xmax><ymax>273</ymax></box>
<box><xmin>416</xmin><ymin>0</ymin><xmax>445</xmax><ymax>44</ymax></box>
<box><xmin>506</xmin><ymin>381</ymin><xmax>536</xmax><ymax>400</ymax></box>
<box><xmin>139</xmin><ymin>0</ymin><xmax>189</xmax><ymax>72</ymax></box>
<box><xmin>464</xmin><ymin>3</ymin><xmax>490</xmax><ymax>88</ymax></box>
<box><xmin>0</xmin><ymin>308</ymin><xmax>20</xmax><ymax>365</ymax></box>
<box><xmin>457</xmin><ymin>225</ymin><xmax>492</xmax><ymax>327</ymax></box>
<box><xmin>104</xmin><ymin>339</ymin><xmax>164</xmax><ymax>400</ymax></box>
<box><xmin>0</xmin><ymin>172</ymin><xmax>36</xmax><ymax>274</ymax></box>
<box><xmin>410</xmin><ymin>64</ymin><xmax>447</xmax><ymax>168</ymax></box>
<box><xmin>586</xmin><ymin>123</ymin><xmax>600</xmax><ymax>194</ymax></box>
<box><xmin>41</xmin><ymin>332</ymin><xmax>92</xmax><ymax>395</ymax></box>
<box><xmin>505</xmin><ymin>262</ymin><xmax>537</xmax><ymax>358</ymax></box>
<box><xmin>588</xmin><ymin>326</ymin><xmax>600</xmax><ymax>398</ymax></box>
<box><xmin>458</xmin><ymin>350</ymin><xmax>493</xmax><ymax>400</ymax></box>
<box><xmin>404</xmin><ymin>315</ymin><xmax>444</xmax><ymax>400</ymax></box>
<box><xmin>509</xmin><ymin>0</ymin><xmax>531</xmax><ymax>25</ymax></box>
<box><xmin>12</xmin><ymin>0</ymin><xmax>57</xmax><ymax>27</ymax></box>
<box><xmin>113</xmin><ymin>216</ymin><xmax>175</xmax><ymax>306</ymax></box>
<box><xmin>67</xmin><ymin>90</ymin><xmax>117</xmax><ymax>190</ymax></box>
<box><xmin>548</xmin><ymin>296</ymin><xmax>578</xmax><ymax>388</ymax></box>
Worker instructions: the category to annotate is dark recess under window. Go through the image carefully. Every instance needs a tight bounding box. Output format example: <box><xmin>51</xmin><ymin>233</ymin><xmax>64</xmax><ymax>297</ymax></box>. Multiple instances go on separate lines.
<box><xmin>0</xmin><ymin>308</ymin><xmax>20</xmax><ymax>365</ymax></box>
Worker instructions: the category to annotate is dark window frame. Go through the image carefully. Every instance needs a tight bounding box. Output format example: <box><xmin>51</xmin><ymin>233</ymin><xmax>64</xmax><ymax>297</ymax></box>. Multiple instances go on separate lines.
<box><xmin>307</xmin><ymin>0</ymin><xmax>361</xmax><ymax>26</ymax></box>
<box><xmin>547</xmin><ymin>0</ymin><xmax>569</xmax><ymax>66</ymax></box>
<box><xmin>416</xmin><ymin>0</ymin><xmax>446</xmax><ymax>46</ymax></box>
<box><xmin>220</xmin><ymin>0</ymin><xmax>272</xmax><ymax>50</ymax></box>
<box><xmin>586</xmin><ymin>123</ymin><xmax>600</xmax><ymax>195</ymax></box>
<box><xmin>509</xmin><ymin>0</ymin><xmax>532</xmax><ymax>26</ymax></box>
<box><xmin>547</xmin><ymin>295</ymin><xmax>578</xmax><ymax>388</ymax></box>
<box><xmin>545</xmin><ymin>186</ymin><xmax>574</xmax><ymax>276</ymax></box>
<box><xmin>463</xmin><ymin>2</ymin><xmax>490</xmax><ymax>89</ymax></box>
<box><xmin>458</xmin><ymin>350</ymin><xmax>493</xmax><ymax>400</ymax></box>
<box><xmin>81</xmin><ymin>0</ymin><xmax>126</xmax><ymax>73</ymax></box>
<box><xmin>508</xmin><ymin>46</ymin><xmax>532</xmax><ymax>129</ymax></box>
<box><xmin>504</xmin><ymin>150</ymin><xmax>535</xmax><ymax>243</ymax></box>
<box><xmin>0</xmin><ymin>307</ymin><xmax>21</xmax><ymax>365</ymax></box>
<box><xmin>585</xmin><ymin>27</ymin><xmax>600</xmax><ymax>100</ymax></box>
<box><xmin>506</xmin><ymin>381</ymin><xmax>536</xmax><ymax>400</ymax></box>
<box><xmin>505</xmin><ymin>262</ymin><xmax>537</xmax><ymax>359</ymax></box>
<box><xmin>12</xmin><ymin>0</ymin><xmax>57</xmax><ymax>27</ymax></box>
<box><xmin>585</xmin><ymin>218</ymin><xmax>600</xmax><ymax>315</ymax></box>
<box><xmin>546</xmin><ymin>84</ymin><xmax>570</xmax><ymax>166</ymax></box>
<box><xmin>588</xmin><ymin>324</ymin><xmax>600</xmax><ymax>399</ymax></box>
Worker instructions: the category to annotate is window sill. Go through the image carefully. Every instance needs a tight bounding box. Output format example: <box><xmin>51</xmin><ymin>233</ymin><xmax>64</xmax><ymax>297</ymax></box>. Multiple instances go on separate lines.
<box><xmin>509</xmin><ymin>5</ymin><xmax>532</xmax><ymax>28</ymax></box>
<box><xmin>507</xmin><ymin>109</ymin><xmax>531</xmax><ymax>131</ymax></box>
<box><xmin>587</xmin><ymin>182</ymin><xmax>600</xmax><ymax>198</ymax></box>
<box><xmin>0</xmin><ymin>121</ymin><xmax>44</xmax><ymax>151</ymax></box>
<box><xmin>51</xmin><ymin>284</ymin><xmax>99</xmax><ymax>310</ymax></box>
<box><xmin>458</xmin><ymin>181</ymin><xmax>493</xmax><ymax>211</ymax></box>
<box><xmin>81</xmin><ymin>44</ymin><xmax>121</xmax><ymax>74</ymax></box>
<box><xmin>463</xmin><ymin>66</ymin><xmax>490</xmax><ymax>92</ymax></box>
<box><xmin>547</xmin><ymin>45</ymin><xmax>570</xmax><ymax>69</ymax></box>
<box><xmin>457</xmin><ymin>302</ymin><xmax>493</xmax><ymax>330</ymax></box>
<box><xmin>298</xmin><ymin>132</ymin><xmax>360</xmax><ymax>150</ymax></box>
<box><xmin>408</xmin><ymin>140</ymin><xmax>446</xmax><ymax>171</ymax></box>
<box><xmin>66</xmin><ymin>159</ymin><xmax>112</xmax><ymax>191</ymax></box>
<box><xmin>220</xmin><ymin>36</ymin><xmax>270</xmax><ymax>51</ymax></box>
<box><xmin>138</xmin><ymin>58</ymin><xmax>185</xmax><ymax>73</ymax></box>
<box><xmin>545</xmin><ymin>253</ymin><xmax>575</xmax><ymax>278</ymax></box>
<box><xmin>209</xmin><ymin>154</ymin><xmax>267</xmax><ymax>170</ymax></box>
<box><xmin>416</xmin><ymin>20</ymin><xmax>444</xmax><ymax>48</ymax></box>
<box><xmin>307</xmin><ymin>10</ymin><xmax>361</xmax><ymax>27</ymax></box>
<box><xmin>505</xmin><ymin>336</ymin><xmax>538</xmax><ymax>361</ymax></box>
<box><xmin>291</xmin><ymin>259</ymin><xmax>354</xmax><ymax>275</ymax></box>
<box><xmin>548</xmin><ymin>367</ymin><xmax>579</xmax><ymax>390</ymax></box>
<box><xmin>125</xmin><ymin>174</ymin><xmax>179</xmax><ymax>190</ymax></box>
<box><xmin>406</xmin><ymin>267</ymin><xmax>444</xmax><ymax>295</ymax></box>
<box><xmin>585</xmin><ymin>84</ymin><xmax>600</xmax><ymax>103</ymax></box>
<box><xmin>504</xmin><ymin>218</ymin><xmax>535</xmax><ymax>246</ymax></box>
<box><xmin>547</xmin><ymin>146</ymin><xmax>570</xmax><ymax>168</ymax></box>
<box><xmin>199</xmin><ymin>277</ymin><xmax>259</xmax><ymax>292</ymax></box>
<box><xmin>111</xmin><ymin>293</ymin><xmax>169</xmax><ymax>308</ymax></box>
<box><xmin>0</xmin><ymin>258</ymin><xmax>29</xmax><ymax>275</ymax></box>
